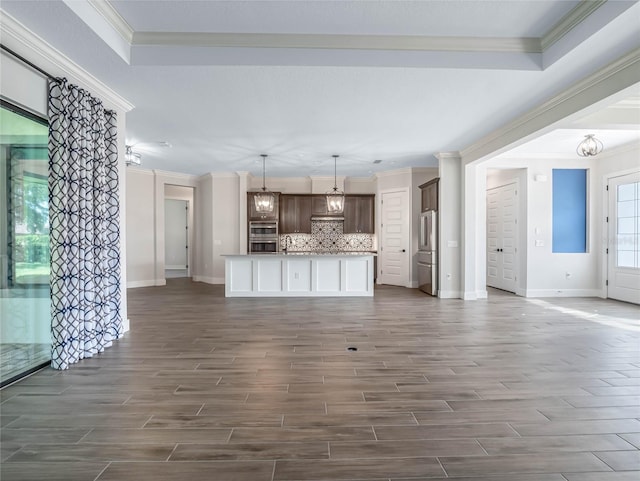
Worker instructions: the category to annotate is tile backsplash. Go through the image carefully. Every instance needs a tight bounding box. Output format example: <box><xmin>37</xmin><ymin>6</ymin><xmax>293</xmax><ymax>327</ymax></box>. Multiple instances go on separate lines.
<box><xmin>280</xmin><ymin>220</ymin><xmax>374</xmax><ymax>252</ymax></box>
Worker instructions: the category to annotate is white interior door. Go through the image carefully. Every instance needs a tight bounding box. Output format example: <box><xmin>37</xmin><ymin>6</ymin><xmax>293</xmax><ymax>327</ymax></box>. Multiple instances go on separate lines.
<box><xmin>379</xmin><ymin>190</ymin><xmax>409</xmax><ymax>287</ymax></box>
<box><xmin>608</xmin><ymin>171</ymin><xmax>640</xmax><ymax>304</ymax></box>
<box><xmin>486</xmin><ymin>182</ymin><xmax>518</xmax><ymax>293</ymax></box>
<box><xmin>165</xmin><ymin>199</ymin><xmax>188</xmax><ymax>271</ymax></box>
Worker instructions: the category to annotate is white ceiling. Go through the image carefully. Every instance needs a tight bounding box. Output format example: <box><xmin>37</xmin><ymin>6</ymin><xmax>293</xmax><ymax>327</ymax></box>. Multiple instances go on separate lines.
<box><xmin>1</xmin><ymin>0</ymin><xmax>639</xmax><ymax>177</ymax></box>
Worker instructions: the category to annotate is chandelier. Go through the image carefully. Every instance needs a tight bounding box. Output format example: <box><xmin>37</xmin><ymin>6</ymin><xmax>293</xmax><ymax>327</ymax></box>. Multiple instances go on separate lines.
<box><xmin>326</xmin><ymin>154</ymin><xmax>344</xmax><ymax>214</ymax></box>
<box><xmin>254</xmin><ymin>154</ymin><xmax>275</xmax><ymax>213</ymax></box>
<box><xmin>576</xmin><ymin>134</ymin><xmax>603</xmax><ymax>157</ymax></box>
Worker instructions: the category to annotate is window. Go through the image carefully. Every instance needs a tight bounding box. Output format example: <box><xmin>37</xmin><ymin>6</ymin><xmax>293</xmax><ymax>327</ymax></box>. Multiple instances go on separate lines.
<box><xmin>616</xmin><ymin>180</ymin><xmax>639</xmax><ymax>268</ymax></box>
<box><xmin>552</xmin><ymin>169</ymin><xmax>587</xmax><ymax>253</ymax></box>
<box><xmin>0</xmin><ymin>102</ymin><xmax>51</xmax><ymax>385</ymax></box>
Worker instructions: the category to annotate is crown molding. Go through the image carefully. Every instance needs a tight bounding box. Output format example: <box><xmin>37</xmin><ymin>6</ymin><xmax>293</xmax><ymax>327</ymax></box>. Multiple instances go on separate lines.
<box><xmin>133</xmin><ymin>31</ymin><xmax>541</xmax><ymax>53</ymax></box>
<box><xmin>153</xmin><ymin>169</ymin><xmax>199</xmax><ymax>181</ymax></box>
<box><xmin>460</xmin><ymin>47</ymin><xmax>640</xmax><ymax>165</ymax></box>
<box><xmin>0</xmin><ymin>11</ymin><xmax>134</xmax><ymax>112</ymax></box>
<box><xmin>435</xmin><ymin>152</ymin><xmax>462</xmax><ymax>161</ymax></box>
<box><xmin>126</xmin><ymin>166</ymin><xmax>155</xmax><ymax>176</ymax></box>
<box><xmin>88</xmin><ymin>0</ymin><xmax>134</xmax><ymax>44</ymax></box>
<box><xmin>541</xmin><ymin>0</ymin><xmax>606</xmax><ymax>51</ymax></box>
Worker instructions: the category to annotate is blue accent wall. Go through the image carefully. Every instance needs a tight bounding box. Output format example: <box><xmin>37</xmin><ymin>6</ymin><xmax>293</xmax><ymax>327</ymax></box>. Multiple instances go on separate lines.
<box><xmin>552</xmin><ymin>169</ymin><xmax>587</xmax><ymax>253</ymax></box>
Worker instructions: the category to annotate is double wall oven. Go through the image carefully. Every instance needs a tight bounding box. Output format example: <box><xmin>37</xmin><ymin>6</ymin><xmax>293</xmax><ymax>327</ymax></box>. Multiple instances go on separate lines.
<box><xmin>249</xmin><ymin>221</ymin><xmax>279</xmax><ymax>253</ymax></box>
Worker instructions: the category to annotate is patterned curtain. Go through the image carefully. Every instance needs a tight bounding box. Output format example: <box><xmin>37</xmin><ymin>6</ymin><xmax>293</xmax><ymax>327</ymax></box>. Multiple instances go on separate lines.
<box><xmin>48</xmin><ymin>78</ymin><xmax>123</xmax><ymax>370</ymax></box>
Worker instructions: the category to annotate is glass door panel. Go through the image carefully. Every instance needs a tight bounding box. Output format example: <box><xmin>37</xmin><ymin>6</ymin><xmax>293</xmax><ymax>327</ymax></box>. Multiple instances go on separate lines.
<box><xmin>0</xmin><ymin>104</ymin><xmax>51</xmax><ymax>385</ymax></box>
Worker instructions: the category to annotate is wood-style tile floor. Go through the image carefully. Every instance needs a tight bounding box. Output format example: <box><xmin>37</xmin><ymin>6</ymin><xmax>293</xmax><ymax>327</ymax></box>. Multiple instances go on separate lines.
<box><xmin>1</xmin><ymin>279</ymin><xmax>639</xmax><ymax>480</ymax></box>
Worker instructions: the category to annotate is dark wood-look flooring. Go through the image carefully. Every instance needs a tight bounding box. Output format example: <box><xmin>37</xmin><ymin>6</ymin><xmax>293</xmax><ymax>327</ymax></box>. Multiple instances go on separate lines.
<box><xmin>1</xmin><ymin>279</ymin><xmax>639</xmax><ymax>480</ymax></box>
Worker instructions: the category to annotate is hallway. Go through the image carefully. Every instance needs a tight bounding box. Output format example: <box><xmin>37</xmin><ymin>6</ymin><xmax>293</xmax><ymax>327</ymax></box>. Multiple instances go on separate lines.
<box><xmin>1</xmin><ymin>280</ymin><xmax>639</xmax><ymax>480</ymax></box>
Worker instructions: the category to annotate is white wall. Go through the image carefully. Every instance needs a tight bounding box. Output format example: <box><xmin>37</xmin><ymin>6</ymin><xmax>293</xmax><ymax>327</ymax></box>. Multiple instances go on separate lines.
<box><xmin>193</xmin><ymin>173</ymin><xmax>240</xmax><ymax>284</ymax></box>
<box><xmin>439</xmin><ymin>154</ymin><xmax>463</xmax><ymax>298</ymax></box>
<box><xmin>471</xmin><ymin>156</ymin><xmax>605</xmax><ymax>298</ymax></box>
<box><xmin>345</xmin><ymin>177</ymin><xmax>377</xmax><ymax>194</ymax></box>
<box><xmin>195</xmin><ymin>174</ymin><xmax>214</xmax><ymax>282</ymax></box>
<box><xmin>126</xmin><ymin>169</ymin><xmax>198</xmax><ymax>287</ymax></box>
<box><xmin>250</xmin><ymin>176</ymin><xmax>313</xmax><ymax>193</ymax></box>
<box><xmin>125</xmin><ymin>169</ymin><xmax>156</xmax><ymax>287</ymax></box>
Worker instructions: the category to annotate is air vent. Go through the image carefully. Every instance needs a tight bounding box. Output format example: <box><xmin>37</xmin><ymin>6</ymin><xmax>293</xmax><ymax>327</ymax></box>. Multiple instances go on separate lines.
<box><xmin>373</xmin><ymin>159</ymin><xmax>383</xmax><ymax>164</ymax></box>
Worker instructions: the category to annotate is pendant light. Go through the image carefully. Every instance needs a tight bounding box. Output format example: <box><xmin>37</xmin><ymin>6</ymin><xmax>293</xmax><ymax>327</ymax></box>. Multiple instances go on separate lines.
<box><xmin>254</xmin><ymin>154</ymin><xmax>275</xmax><ymax>213</ymax></box>
<box><xmin>326</xmin><ymin>154</ymin><xmax>344</xmax><ymax>214</ymax></box>
<box><xmin>576</xmin><ymin>134</ymin><xmax>603</xmax><ymax>157</ymax></box>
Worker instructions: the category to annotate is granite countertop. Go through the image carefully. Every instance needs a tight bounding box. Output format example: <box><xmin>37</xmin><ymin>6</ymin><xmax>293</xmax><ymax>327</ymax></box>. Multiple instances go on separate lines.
<box><xmin>281</xmin><ymin>251</ymin><xmax>377</xmax><ymax>255</ymax></box>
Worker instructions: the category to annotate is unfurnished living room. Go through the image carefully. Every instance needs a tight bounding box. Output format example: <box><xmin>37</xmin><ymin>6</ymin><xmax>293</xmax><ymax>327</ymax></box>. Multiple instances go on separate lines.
<box><xmin>1</xmin><ymin>1</ymin><xmax>639</xmax><ymax>480</ymax></box>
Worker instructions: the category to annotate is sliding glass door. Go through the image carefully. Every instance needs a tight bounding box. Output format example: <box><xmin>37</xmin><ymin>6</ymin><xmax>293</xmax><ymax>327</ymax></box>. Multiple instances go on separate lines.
<box><xmin>0</xmin><ymin>103</ymin><xmax>51</xmax><ymax>385</ymax></box>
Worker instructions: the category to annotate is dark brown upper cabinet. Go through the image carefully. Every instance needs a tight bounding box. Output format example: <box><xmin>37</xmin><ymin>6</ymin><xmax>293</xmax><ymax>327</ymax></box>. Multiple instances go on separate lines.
<box><xmin>311</xmin><ymin>195</ymin><xmax>328</xmax><ymax>216</ymax></box>
<box><xmin>248</xmin><ymin>192</ymin><xmax>280</xmax><ymax>221</ymax></box>
<box><xmin>419</xmin><ymin>178</ymin><xmax>439</xmax><ymax>212</ymax></box>
<box><xmin>279</xmin><ymin>195</ymin><xmax>312</xmax><ymax>234</ymax></box>
<box><xmin>343</xmin><ymin>195</ymin><xmax>375</xmax><ymax>234</ymax></box>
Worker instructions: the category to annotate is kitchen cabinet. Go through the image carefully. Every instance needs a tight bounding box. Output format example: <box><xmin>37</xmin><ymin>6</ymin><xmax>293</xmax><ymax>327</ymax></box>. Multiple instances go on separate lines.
<box><xmin>279</xmin><ymin>195</ymin><xmax>312</xmax><ymax>233</ymax></box>
<box><xmin>311</xmin><ymin>195</ymin><xmax>329</xmax><ymax>216</ymax></box>
<box><xmin>343</xmin><ymin>195</ymin><xmax>375</xmax><ymax>234</ymax></box>
<box><xmin>419</xmin><ymin>178</ymin><xmax>439</xmax><ymax>212</ymax></box>
<box><xmin>248</xmin><ymin>192</ymin><xmax>280</xmax><ymax>221</ymax></box>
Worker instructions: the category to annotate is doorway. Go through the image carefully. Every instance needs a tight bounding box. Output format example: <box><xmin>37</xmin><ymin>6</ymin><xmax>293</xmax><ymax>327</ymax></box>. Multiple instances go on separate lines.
<box><xmin>607</xmin><ymin>170</ymin><xmax>640</xmax><ymax>304</ymax></box>
<box><xmin>379</xmin><ymin>189</ymin><xmax>410</xmax><ymax>287</ymax></box>
<box><xmin>164</xmin><ymin>185</ymin><xmax>194</xmax><ymax>280</ymax></box>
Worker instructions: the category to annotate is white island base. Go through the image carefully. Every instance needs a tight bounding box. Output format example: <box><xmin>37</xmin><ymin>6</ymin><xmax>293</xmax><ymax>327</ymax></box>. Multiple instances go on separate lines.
<box><xmin>224</xmin><ymin>253</ymin><xmax>374</xmax><ymax>297</ymax></box>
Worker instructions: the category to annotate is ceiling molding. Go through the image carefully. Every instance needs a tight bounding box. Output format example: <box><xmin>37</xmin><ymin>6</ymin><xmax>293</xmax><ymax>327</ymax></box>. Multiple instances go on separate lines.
<box><xmin>88</xmin><ymin>0</ymin><xmax>134</xmax><ymax>44</ymax></box>
<box><xmin>460</xmin><ymin>47</ymin><xmax>640</xmax><ymax>165</ymax></box>
<box><xmin>153</xmin><ymin>169</ymin><xmax>199</xmax><ymax>181</ymax></box>
<box><xmin>541</xmin><ymin>0</ymin><xmax>606</xmax><ymax>51</ymax></box>
<box><xmin>435</xmin><ymin>152</ymin><xmax>462</xmax><ymax>161</ymax></box>
<box><xmin>132</xmin><ymin>31</ymin><xmax>542</xmax><ymax>53</ymax></box>
<box><xmin>0</xmin><ymin>11</ymin><xmax>134</xmax><ymax>112</ymax></box>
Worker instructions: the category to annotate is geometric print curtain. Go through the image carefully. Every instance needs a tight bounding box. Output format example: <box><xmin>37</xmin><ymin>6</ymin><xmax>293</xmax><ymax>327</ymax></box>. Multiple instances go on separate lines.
<box><xmin>48</xmin><ymin>78</ymin><xmax>123</xmax><ymax>370</ymax></box>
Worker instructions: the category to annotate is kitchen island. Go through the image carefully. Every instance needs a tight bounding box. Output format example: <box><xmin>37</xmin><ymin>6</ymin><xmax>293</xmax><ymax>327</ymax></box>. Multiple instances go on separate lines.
<box><xmin>224</xmin><ymin>253</ymin><xmax>375</xmax><ymax>297</ymax></box>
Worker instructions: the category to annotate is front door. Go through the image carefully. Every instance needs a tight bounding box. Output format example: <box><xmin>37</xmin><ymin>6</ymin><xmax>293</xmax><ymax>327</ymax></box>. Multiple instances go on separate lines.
<box><xmin>486</xmin><ymin>182</ymin><xmax>518</xmax><ymax>293</ymax></box>
<box><xmin>379</xmin><ymin>190</ymin><xmax>409</xmax><ymax>287</ymax></box>
<box><xmin>608</xmin><ymin>171</ymin><xmax>640</xmax><ymax>304</ymax></box>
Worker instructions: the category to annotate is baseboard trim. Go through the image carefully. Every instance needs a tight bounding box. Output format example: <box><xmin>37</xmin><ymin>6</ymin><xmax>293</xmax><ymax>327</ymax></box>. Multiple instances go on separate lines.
<box><xmin>127</xmin><ymin>280</ymin><xmax>156</xmax><ymax>288</ymax></box>
<box><xmin>476</xmin><ymin>290</ymin><xmax>488</xmax><ymax>299</ymax></box>
<box><xmin>439</xmin><ymin>290</ymin><xmax>462</xmax><ymax>299</ymax></box>
<box><xmin>525</xmin><ymin>288</ymin><xmax>603</xmax><ymax>298</ymax></box>
<box><xmin>193</xmin><ymin>276</ymin><xmax>225</xmax><ymax>285</ymax></box>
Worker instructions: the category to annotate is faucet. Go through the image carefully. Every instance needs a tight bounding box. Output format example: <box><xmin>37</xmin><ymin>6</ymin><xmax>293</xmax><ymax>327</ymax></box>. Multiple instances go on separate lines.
<box><xmin>284</xmin><ymin>235</ymin><xmax>292</xmax><ymax>253</ymax></box>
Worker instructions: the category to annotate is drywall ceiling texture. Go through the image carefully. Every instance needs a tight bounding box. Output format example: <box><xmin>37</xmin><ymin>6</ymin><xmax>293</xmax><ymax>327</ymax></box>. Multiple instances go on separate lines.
<box><xmin>1</xmin><ymin>0</ymin><xmax>639</xmax><ymax>177</ymax></box>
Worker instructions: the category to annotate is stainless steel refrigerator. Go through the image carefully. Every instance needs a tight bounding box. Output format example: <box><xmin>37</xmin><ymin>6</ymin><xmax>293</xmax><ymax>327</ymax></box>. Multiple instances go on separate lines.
<box><xmin>418</xmin><ymin>210</ymin><xmax>437</xmax><ymax>295</ymax></box>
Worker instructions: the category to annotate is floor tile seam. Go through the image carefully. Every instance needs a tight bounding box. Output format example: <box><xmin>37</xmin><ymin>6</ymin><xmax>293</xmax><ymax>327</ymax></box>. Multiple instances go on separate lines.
<box><xmin>592</xmin><ymin>449</ymin><xmax>640</xmax><ymax>471</ymax></box>
<box><xmin>92</xmin><ymin>461</ymin><xmax>111</xmax><ymax>481</ymax></box>
<box><xmin>165</xmin><ymin>443</ymin><xmax>180</xmax><ymax>461</ymax></box>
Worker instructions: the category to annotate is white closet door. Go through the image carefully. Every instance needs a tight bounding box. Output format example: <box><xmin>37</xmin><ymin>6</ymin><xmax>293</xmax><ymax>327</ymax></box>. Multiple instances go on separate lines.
<box><xmin>487</xmin><ymin>183</ymin><xmax>518</xmax><ymax>293</ymax></box>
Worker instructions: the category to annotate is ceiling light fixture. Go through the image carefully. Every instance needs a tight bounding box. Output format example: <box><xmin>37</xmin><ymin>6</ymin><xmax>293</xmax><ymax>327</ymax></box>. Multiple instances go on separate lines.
<box><xmin>125</xmin><ymin>145</ymin><xmax>141</xmax><ymax>166</ymax></box>
<box><xmin>124</xmin><ymin>141</ymin><xmax>171</xmax><ymax>166</ymax></box>
<box><xmin>254</xmin><ymin>154</ymin><xmax>275</xmax><ymax>213</ymax></box>
<box><xmin>576</xmin><ymin>134</ymin><xmax>603</xmax><ymax>157</ymax></box>
<box><xmin>326</xmin><ymin>154</ymin><xmax>344</xmax><ymax>214</ymax></box>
